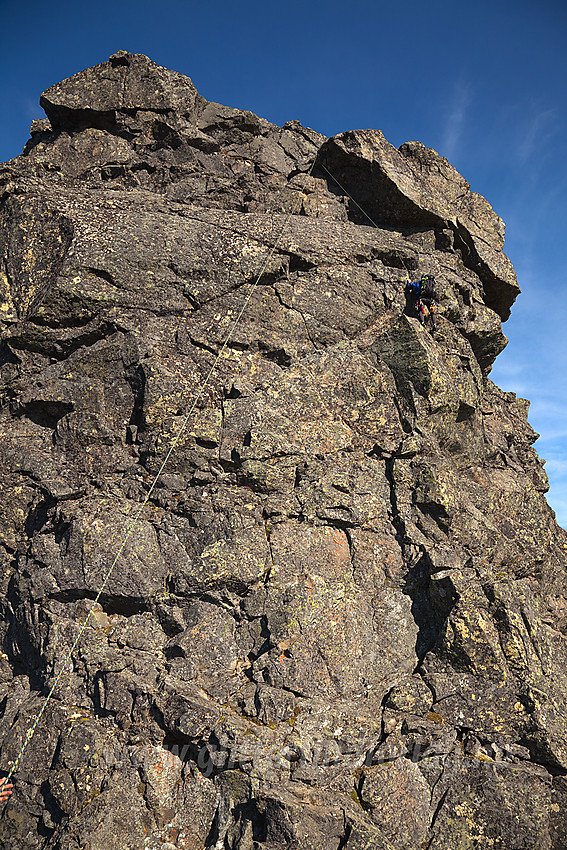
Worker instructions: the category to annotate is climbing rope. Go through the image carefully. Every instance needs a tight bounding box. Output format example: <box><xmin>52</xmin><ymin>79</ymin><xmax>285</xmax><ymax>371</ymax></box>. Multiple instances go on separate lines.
<box><xmin>318</xmin><ymin>159</ymin><xmax>440</xmax><ymax>333</ymax></box>
<box><xmin>319</xmin><ymin>161</ymin><xmax>416</xmax><ymax>282</ymax></box>
<box><xmin>2</xmin><ymin>159</ymin><xmax>316</xmax><ymax>786</ymax></box>
<box><xmin>4</xmin><ymin>151</ymin><xmax>422</xmax><ymax>787</ymax></box>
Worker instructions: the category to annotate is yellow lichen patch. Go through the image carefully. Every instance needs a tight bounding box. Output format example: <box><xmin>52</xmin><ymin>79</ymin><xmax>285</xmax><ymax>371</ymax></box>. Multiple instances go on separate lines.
<box><xmin>0</xmin><ymin>269</ymin><xmax>17</xmax><ymax>319</ymax></box>
<box><xmin>426</xmin><ymin>711</ymin><xmax>445</xmax><ymax>724</ymax></box>
<box><xmin>188</xmin><ymin>409</ymin><xmax>222</xmax><ymax>446</ymax></box>
<box><xmin>443</xmin><ymin>602</ymin><xmax>509</xmax><ymax>682</ymax></box>
<box><xmin>452</xmin><ymin>797</ymin><xmax>503</xmax><ymax>846</ymax></box>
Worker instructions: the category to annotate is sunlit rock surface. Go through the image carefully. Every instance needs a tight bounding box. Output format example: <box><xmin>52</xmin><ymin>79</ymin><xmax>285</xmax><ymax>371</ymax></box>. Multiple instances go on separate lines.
<box><xmin>0</xmin><ymin>51</ymin><xmax>566</xmax><ymax>850</ymax></box>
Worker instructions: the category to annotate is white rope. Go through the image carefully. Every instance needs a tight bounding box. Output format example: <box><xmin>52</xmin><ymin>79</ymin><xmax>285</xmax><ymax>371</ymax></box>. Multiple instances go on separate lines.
<box><xmin>3</xmin><ymin>159</ymin><xmax>316</xmax><ymax>785</ymax></box>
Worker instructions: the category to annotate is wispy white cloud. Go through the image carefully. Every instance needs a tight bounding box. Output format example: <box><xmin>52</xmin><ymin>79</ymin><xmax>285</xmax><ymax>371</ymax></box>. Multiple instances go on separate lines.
<box><xmin>517</xmin><ymin>108</ymin><xmax>557</xmax><ymax>164</ymax></box>
<box><xmin>23</xmin><ymin>96</ymin><xmax>39</xmax><ymax>117</ymax></box>
<box><xmin>545</xmin><ymin>458</ymin><xmax>567</xmax><ymax>477</ymax></box>
<box><xmin>441</xmin><ymin>80</ymin><xmax>472</xmax><ymax>161</ymax></box>
<box><xmin>523</xmin><ymin>406</ymin><xmax>567</xmax><ymax>443</ymax></box>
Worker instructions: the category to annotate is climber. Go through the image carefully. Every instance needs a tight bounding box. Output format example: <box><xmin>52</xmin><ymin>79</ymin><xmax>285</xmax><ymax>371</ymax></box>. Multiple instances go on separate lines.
<box><xmin>0</xmin><ymin>777</ymin><xmax>13</xmax><ymax>802</ymax></box>
<box><xmin>404</xmin><ymin>275</ymin><xmax>437</xmax><ymax>331</ymax></box>
<box><xmin>404</xmin><ymin>278</ymin><xmax>422</xmax><ymax>321</ymax></box>
<box><xmin>419</xmin><ymin>274</ymin><xmax>437</xmax><ymax>331</ymax></box>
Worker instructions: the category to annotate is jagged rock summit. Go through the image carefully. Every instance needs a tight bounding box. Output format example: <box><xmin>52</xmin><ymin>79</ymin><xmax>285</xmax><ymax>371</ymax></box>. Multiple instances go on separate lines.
<box><xmin>0</xmin><ymin>52</ymin><xmax>566</xmax><ymax>850</ymax></box>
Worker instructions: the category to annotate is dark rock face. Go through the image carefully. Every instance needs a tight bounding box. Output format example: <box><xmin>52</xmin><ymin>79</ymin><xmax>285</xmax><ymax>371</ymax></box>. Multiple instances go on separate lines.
<box><xmin>0</xmin><ymin>51</ymin><xmax>566</xmax><ymax>849</ymax></box>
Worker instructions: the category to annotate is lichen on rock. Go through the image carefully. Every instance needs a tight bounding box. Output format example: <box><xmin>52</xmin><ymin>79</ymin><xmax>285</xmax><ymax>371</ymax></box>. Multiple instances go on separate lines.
<box><xmin>0</xmin><ymin>51</ymin><xmax>566</xmax><ymax>850</ymax></box>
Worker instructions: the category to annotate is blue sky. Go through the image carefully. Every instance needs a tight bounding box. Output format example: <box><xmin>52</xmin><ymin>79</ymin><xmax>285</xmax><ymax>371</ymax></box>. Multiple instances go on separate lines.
<box><xmin>1</xmin><ymin>0</ymin><xmax>566</xmax><ymax>525</ymax></box>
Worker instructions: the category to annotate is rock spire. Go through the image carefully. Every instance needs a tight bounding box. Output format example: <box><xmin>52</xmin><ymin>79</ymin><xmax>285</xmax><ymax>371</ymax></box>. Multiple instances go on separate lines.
<box><xmin>0</xmin><ymin>52</ymin><xmax>565</xmax><ymax>850</ymax></box>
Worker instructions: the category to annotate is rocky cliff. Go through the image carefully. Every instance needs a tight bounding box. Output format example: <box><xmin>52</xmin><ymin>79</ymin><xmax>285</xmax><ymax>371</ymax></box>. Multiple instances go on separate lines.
<box><xmin>0</xmin><ymin>51</ymin><xmax>566</xmax><ymax>849</ymax></box>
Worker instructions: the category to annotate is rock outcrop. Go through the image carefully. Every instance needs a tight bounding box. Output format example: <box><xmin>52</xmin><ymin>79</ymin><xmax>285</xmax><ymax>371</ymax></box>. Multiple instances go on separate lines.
<box><xmin>0</xmin><ymin>51</ymin><xmax>566</xmax><ymax>850</ymax></box>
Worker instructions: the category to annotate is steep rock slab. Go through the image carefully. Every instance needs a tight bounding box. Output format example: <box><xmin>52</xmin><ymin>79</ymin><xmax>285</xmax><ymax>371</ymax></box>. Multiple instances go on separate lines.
<box><xmin>318</xmin><ymin>128</ymin><xmax>520</xmax><ymax>319</ymax></box>
<box><xmin>0</xmin><ymin>52</ymin><xmax>566</xmax><ymax>850</ymax></box>
<box><xmin>0</xmin><ymin>191</ymin><xmax>73</xmax><ymax>322</ymax></box>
